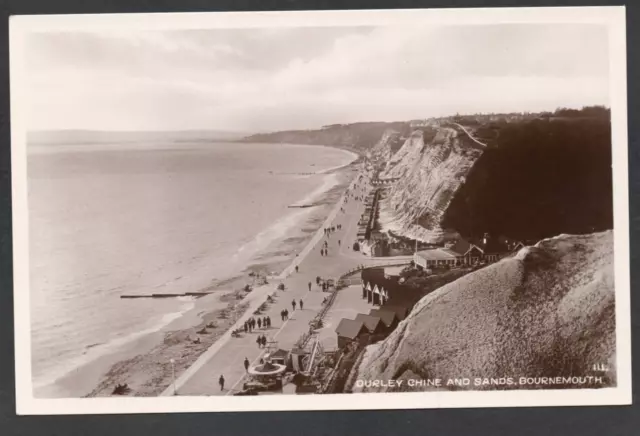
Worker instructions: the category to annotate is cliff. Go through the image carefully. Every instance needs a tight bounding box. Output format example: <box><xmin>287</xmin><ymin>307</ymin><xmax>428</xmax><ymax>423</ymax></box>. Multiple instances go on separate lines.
<box><xmin>350</xmin><ymin>231</ymin><xmax>615</xmax><ymax>391</ymax></box>
<box><xmin>379</xmin><ymin>110</ymin><xmax>612</xmax><ymax>244</ymax></box>
<box><xmin>379</xmin><ymin>124</ymin><xmax>484</xmax><ymax>243</ymax></box>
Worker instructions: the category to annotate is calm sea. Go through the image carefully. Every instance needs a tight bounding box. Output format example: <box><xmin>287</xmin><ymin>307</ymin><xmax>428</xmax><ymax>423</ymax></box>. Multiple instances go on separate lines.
<box><xmin>27</xmin><ymin>141</ymin><xmax>355</xmax><ymax>391</ymax></box>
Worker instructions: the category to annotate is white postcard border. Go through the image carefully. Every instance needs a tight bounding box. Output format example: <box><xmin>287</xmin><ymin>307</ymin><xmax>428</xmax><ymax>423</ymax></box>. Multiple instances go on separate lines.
<box><xmin>10</xmin><ymin>6</ymin><xmax>631</xmax><ymax>415</ymax></box>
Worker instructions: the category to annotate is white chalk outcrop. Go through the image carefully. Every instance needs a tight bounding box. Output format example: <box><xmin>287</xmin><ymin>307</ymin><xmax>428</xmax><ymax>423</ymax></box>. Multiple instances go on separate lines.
<box><xmin>379</xmin><ymin>126</ymin><xmax>484</xmax><ymax>243</ymax></box>
<box><xmin>349</xmin><ymin>231</ymin><xmax>616</xmax><ymax>392</ymax></box>
<box><xmin>368</xmin><ymin>129</ymin><xmax>400</xmax><ymax>162</ymax></box>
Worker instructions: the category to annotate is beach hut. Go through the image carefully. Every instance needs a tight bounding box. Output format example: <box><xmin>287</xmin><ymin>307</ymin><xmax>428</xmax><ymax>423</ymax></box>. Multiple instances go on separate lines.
<box><xmin>380</xmin><ymin>303</ymin><xmax>411</xmax><ymax>321</ymax></box>
<box><xmin>355</xmin><ymin>314</ymin><xmax>385</xmax><ymax>335</ymax></box>
<box><xmin>335</xmin><ymin>319</ymin><xmax>368</xmax><ymax>349</ymax></box>
<box><xmin>369</xmin><ymin>308</ymin><xmax>399</xmax><ymax>330</ymax></box>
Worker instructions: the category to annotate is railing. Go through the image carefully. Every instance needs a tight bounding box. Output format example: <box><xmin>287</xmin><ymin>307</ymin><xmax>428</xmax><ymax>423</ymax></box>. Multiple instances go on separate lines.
<box><xmin>321</xmin><ymin>354</ymin><xmax>344</xmax><ymax>393</ymax></box>
<box><xmin>295</xmin><ymin>330</ymin><xmax>313</xmax><ymax>350</ymax></box>
<box><xmin>339</xmin><ymin>261</ymin><xmax>411</xmax><ymax>281</ymax></box>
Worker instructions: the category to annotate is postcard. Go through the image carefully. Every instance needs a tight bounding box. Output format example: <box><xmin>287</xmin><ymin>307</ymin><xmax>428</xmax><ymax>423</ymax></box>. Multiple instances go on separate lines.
<box><xmin>10</xmin><ymin>6</ymin><xmax>630</xmax><ymax>414</ymax></box>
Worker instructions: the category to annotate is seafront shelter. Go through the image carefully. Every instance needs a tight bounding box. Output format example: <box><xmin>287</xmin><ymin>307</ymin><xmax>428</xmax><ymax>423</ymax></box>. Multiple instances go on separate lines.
<box><xmin>413</xmin><ymin>248</ymin><xmax>457</xmax><ymax>269</ymax></box>
<box><xmin>414</xmin><ymin>238</ymin><xmax>486</xmax><ymax>269</ymax></box>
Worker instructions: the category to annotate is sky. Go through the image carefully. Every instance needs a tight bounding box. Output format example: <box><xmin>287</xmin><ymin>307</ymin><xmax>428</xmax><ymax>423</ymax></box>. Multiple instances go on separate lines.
<box><xmin>25</xmin><ymin>24</ymin><xmax>610</xmax><ymax>133</ymax></box>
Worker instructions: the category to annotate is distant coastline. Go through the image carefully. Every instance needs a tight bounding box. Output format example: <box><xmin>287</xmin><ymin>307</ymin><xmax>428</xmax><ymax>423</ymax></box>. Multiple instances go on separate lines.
<box><xmin>27</xmin><ymin>129</ymin><xmax>252</xmax><ymax>145</ymax></box>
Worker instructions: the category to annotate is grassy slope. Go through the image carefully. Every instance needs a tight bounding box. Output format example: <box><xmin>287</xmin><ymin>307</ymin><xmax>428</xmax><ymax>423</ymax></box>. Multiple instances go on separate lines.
<box><xmin>442</xmin><ymin>116</ymin><xmax>613</xmax><ymax>241</ymax></box>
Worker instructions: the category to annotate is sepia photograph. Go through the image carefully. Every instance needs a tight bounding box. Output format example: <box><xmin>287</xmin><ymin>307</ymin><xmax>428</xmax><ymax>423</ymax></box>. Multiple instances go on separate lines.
<box><xmin>10</xmin><ymin>6</ymin><xmax>630</xmax><ymax>414</ymax></box>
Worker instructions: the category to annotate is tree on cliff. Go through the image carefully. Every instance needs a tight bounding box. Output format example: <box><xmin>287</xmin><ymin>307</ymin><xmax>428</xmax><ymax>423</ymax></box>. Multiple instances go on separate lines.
<box><xmin>442</xmin><ymin>107</ymin><xmax>612</xmax><ymax>241</ymax></box>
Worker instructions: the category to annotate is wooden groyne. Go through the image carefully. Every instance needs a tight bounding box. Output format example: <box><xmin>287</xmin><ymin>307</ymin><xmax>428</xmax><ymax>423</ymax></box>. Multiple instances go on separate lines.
<box><xmin>120</xmin><ymin>291</ymin><xmax>213</xmax><ymax>299</ymax></box>
<box><xmin>288</xmin><ymin>204</ymin><xmax>315</xmax><ymax>209</ymax></box>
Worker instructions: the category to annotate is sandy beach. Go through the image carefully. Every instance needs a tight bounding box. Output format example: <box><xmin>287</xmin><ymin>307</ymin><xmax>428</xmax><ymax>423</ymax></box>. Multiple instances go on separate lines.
<box><xmin>39</xmin><ymin>156</ymin><xmax>361</xmax><ymax>398</ymax></box>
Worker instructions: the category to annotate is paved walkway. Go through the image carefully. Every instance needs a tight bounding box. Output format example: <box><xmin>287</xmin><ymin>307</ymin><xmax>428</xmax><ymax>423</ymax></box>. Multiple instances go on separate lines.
<box><xmin>170</xmin><ymin>173</ymin><xmax>410</xmax><ymax>396</ymax></box>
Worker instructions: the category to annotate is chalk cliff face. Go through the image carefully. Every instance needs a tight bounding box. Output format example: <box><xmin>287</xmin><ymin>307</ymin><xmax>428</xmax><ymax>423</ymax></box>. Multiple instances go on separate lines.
<box><xmin>379</xmin><ymin>125</ymin><xmax>483</xmax><ymax>243</ymax></box>
<box><xmin>381</xmin><ymin>130</ymin><xmax>425</xmax><ymax>179</ymax></box>
<box><xmin>349</xmin><ymin>231</ymin><xmax>616</xmax><ymax>392</ymax></box>
<box><xmin>367</xmin><ymin>129</ymin><xmax>401</xmax><ymax>162</ymax></box>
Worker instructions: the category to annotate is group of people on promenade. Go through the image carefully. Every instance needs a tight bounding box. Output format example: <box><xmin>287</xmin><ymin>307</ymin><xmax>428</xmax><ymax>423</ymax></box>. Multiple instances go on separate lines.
<box><xmin>255</xmin><ymin>334</ymin><xmax>268</xmax><ymax>349</ymax></box>
<box><xmin>243</xmin><ymin>316</ymin><xmax>271</xmax><ymax>333</ymax></box>
<box><xmin>313</xmin><ymin>275</ymin><xmax>331</xmax><ymax>292</ymax></box>
<box><xmin>280</xmin><ymin>308</ymin><xmax>290</xmax><ymax>321</ymax></box>
<box><xmin>323</xmin><ymin>225</ymin><xmax>340</xmax><ymax>235</ymax></box>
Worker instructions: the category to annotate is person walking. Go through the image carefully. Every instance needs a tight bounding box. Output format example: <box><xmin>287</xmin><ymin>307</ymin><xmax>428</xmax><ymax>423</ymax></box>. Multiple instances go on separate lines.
<box><xmin>244</xmin><ymin>357</ymin><xmax>250</xmax><ymax>372</ymax></box>
<box><xmin>299</xmin><ymin>299</ymin><xmax>304</xmax><ymax>310</ymax></box>
<box><xmin>284</xmin><ymin>308</ymin><xmax>289</xmax><ymax>320</ymax></box>
<box><xmin>261</xmin><ymin>335</ymin><xmax>267</xmax><ymax>348</ymax></box>
<box><xmin>266</xmin><ymin>316</ymin><xmax>271</xmax><ymax>328</ymax></box>
<box><xmin>280</xmin><ymin>309</ymin><xmax>285</xmax><ymax>321</ymax></box>
<box><xmin>243</xmin><ymin>321</ymin><xmax>248</xmax><ymax>334</ymax></box>
<box><xmin>218</xmin><ymin>375</ymin><xmax>225</xmax><ymax>391</ymax></box>
<box><xmin>256</xmin><ymin>336</ymin><xmax>262</xmax><ymax>349</ymax></box>
<box><xmin>257</xmin><ymin>318</ymin><xmax>262</xmax><ymax>329</ymax></box>
<box><xmin>308</xmin><ymin>281</ymin><xmax>312</xmax><ymax>292</ymax></box>
<box><xmin>251</xmin><ymin>318</ymin><xmax>256</xmax><ymax>330</ymax></box>
<box><xmin>338</xmin><ymin>239</ymin><xmax>341</xmax><ymax>247</ymax></box>
<box><xmin>295</xmin><ymin>265</ymin><xmax>299</xmax><ymax>273</ymax></box>
<box><xmin>292</xmin><ymin>299</ymin><xmax>297</xmax><ymax>311</ymax></box>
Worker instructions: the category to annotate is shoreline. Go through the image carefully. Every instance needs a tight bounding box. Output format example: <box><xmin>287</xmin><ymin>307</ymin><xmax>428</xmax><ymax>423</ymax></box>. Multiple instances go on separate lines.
<box><xmin>36</xmin><ymin>147</ymin><xmax>360</xmax><ymax>398</ymax></box>
<box><xmin>162</xmin><ymin>154</ymin><xmax>362</xmax><ymax>396</ymax></box>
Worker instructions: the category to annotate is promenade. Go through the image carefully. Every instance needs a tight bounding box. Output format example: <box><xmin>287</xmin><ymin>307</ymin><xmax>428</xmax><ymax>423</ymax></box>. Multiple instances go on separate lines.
<box><xmin>170</xmin><ymin>172</ymin><xmax>410</xmax><ymax>396</ymax></box>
